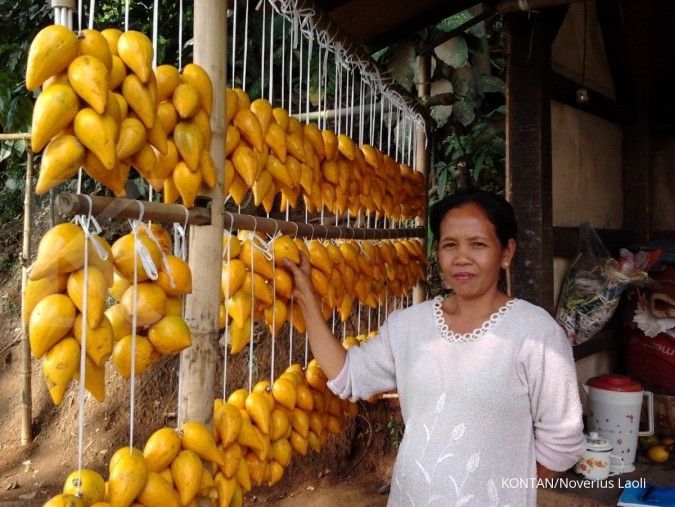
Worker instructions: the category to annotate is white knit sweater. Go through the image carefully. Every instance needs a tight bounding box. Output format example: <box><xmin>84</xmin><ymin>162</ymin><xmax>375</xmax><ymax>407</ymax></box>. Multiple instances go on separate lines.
<box><xmin>328</xmin><ymin>298</ymin><xmax>586</xmax><ymax>507</ymax></box>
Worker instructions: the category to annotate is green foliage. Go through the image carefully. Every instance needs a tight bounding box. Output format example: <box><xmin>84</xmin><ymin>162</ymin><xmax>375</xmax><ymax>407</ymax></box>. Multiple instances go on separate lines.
<box><xmin>377</xmin><ymin>416</ymin><xmax>405</xmax><ymax>449</ymax></box>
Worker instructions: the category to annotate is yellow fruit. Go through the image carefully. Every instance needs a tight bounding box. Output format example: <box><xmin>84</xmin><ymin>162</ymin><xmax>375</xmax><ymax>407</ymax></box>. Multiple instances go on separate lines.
<box><xmin>216</xmin><ymin>402</ymin><xmax>243</xmax><ymax>448</ymax></box>
<box><xmin>22</xmin><ymin>273</ymin><xmax>68</xmax><ymax>324</ymax></box>
<box><xmin>289</xmin><ymin>430</ymin><xmax>308</xmax><ymax>456</ymax></box>
<box><xmin>75</xmin><ymin>354</ymin><xmax>105</xmax><ymax>402</ymax></box>
<box><xmin>109</xmin><ymin>55</ymin><xmax>127</xmax><ymax>89</ymax></box>
<box><xmin>285</xmin><ymin>133</ymin><xmax>306</xmax><ymax>163</ymax></box>
<box><xmin>172</xmin><ymin>160</ymin><xmax>202</xmax><ymax>208</ymax></box>
<box><xmin>112</xmin><ymin>232</ymin><xmax>162</xmax><ymax>282</ymax></box>
<box><xmin>233</xmin><ymin>88</ymin><xmax>251</xmax><ymax>110</ymax></box>
<box><xmin>647</xmin><ymin>445</ymin><xmax>670</xmax><ymax>463</ymax></box>
<box><xmin>136</xmin><ymin>472</ymin><xmax>180</xmax><ymax>507</ymax></box>
<box><xmin>106</xmin><ymin>303</ymin><xmax>132</xmax><ymax>341</ymax></box>
<box><xmin>225</xmin><ymin>290</ymin><xmax>252</xmax><ymax>329</ymax></box>
<box><xmin>29</xmin><ymin>294</ymin><xmax>76</xmax><ymax>358</ymax></box>
<box><xmin>132</xmin><ymin>143</ymin><xmax>158</xmax><ymax>184</ymax></box>
<box><xmin>74</xmin><ymin>108</ymin><xmax>118</xmax><ymax>170</ymax></box>
<box><xmin>159</xmin><ymin>467</ymin><xmax>174</xmax><ymax>487</ymax></box>
<box><xmin>63</xmin><ymin>468</ymin><xmax>105</xmax><ymax>504</ymax></box>
<box><xmin>244</xmin><ymin>452</ymin><xmax>266</xmax><ymax>487</ymax></box>
<box><xmin>243</xmin><ymin>270</ymin><xmax>273</xmax><ymax>306</ymax></box>
<box><xmin>245</xmin><ymin>392</ymin><xmax>272</xmax><ymax>435</ymax></box>
<box><xmin>269</xmin><ymin>408</ymin><xmax>290</xmax><ymax>442</ymax></box>
<box><xmin>117</xmin><ymin>117</ymin><xmax>147</xmax><ymax>160</ymax></box>
<box><xmin>237</xmin><ymin>417</ymin><xmax>263</xmax><ymax>451</ymax></box>
<box><xmin>181</xmin><ymin>421</ymin><xmax>225</xmax><ymax>466</ymax></box>
<box><xmin>42</xmin><ymin>336</ymin><xmax>79</xmax><ymax>405</ymax></box>
<box><xmin>163</xmin><ymin>175</ymin><xmax>179</xmax><ymax>204</ymax></box>
<box><xmin>117</xmin><ymin>30</ymin><xmax>153</xmax><ymax>83</ymax></box>
<box><xmin>26</xmin><ymin>25</ymin><xmax>78</xmax><ymax>91</ymax></box>
<box><xmin>264</xmin><ymin>298</ymin><xmax>287</xmax><ymax>334</ymax></box>
<box><xmin>68</xmin><ymin>55</ymin><xmax>109</xmax><ymax>114</ymax></box>
<box><xmin>156</xmin><ymin>255</ymin><xmax>192</xmax><ymax>296</ymax></box>
<box><xmin>250</xmin><ymin>98</ymin><xmax>273</xmax><ymax>134</ymax></box>
<box><xmin>199</xmin><ymin>149</ymin><xmax>217</xmax><ymax>189</ymax></box>
<box><xmin>271</xmin><ymin>377</ymin><xmax>296</xmax><ymax>410</ymax></box>
<box><xmin>231</xmin><ymin>144</ymin><xmax>258</xmax><ymax>188</ymax></box>
<box><xmin>234</xmin><ymin>458</ymin><xmax>252</xmax><ymax>493</ymax></box>
<box><xmin>251</xmin><ymin>169</ymin><xmax>273</xmax><ymax>207</ymax></box>
<box><xmin>181</xmin><ymin>63</ymin><xmax>213</xmax><ymax>115</ymax></box>
<box><xmin>88</xmin><ymin>235</ymin><xmax>115</xmax><ymax>288</ymax></box>
<box><xmin>31</xmin><ymin>83</ymin><xmax>79</xmax><ymax>153</ymax></box>
<box><xmin>171</xmin><ymin>450</ymin><xmax>203</xmax><ymax>506</ymax></box>
<box><xmin>199</xmin><ymin>466</ymin><xmax>215</xmax><ymax>496</ymax></box>
<box><xmin>152</xmin><ymin>140</ymin><xmax>179</xmax><ymax>187</ymax></box>
<box><xmin>83</xmin><ymin>151</ymin><xmax>129</xmax><ymax>197</ymax></box>
<box><xmin>35</xmin><ymin>135</ymin><xmax>85</xmax><ymax>195</ymax></box>
<box><xmin>165</xmin><ymin>297</ymin><xmax>182</xmax><ymax>317</ymax></box>
<box><xmin>239</xmin><ymin>239</ymin><xmax>274</xmax><ymax>279</ymax></box>
<box><xmin>73</xmin><ymin>314</ymin><xmax>114</xmax><ymax>367</ymax></box>
<box><xmin>233</xmin><ymin>109</ymin><xmax>263</xmax><ymax>152</ymax></box>
<box><xmin>148</xmin><ymin>315</ymin><xmax>191</xmax><ymax>355</ymax></box>
<box><xmin>221</xmin><ymin>259</ymin><xmax>246</xmax><ymax>298</ymax></box>
<box><xmin>303</xmin><ymin>123</ymin><xmax>325</xmax><ymax>159</ymax></box>
<box><xmin>146</xmin><ymin>117</ymin><xmax>169</xmax><ymax>156</ymax></box>
<box><xmin>155</xmin><ymin>65</ymin><xmax>181</xmax><ymax>102</ymax></box>
<box><xmin>225</xmin><ymin>88</ymin><xmax>239</xmax><ymax>124</ymax></box>
<box><xmin>120</xmin><ymin>282</ymin><xmax>167</xmax><ymax>327</ymax></box>
<box><xmin>173</xmin><ymin>82</ymin><xmax>201</xmax><ymax>119</ymax></box>
<box><xmin>67</xmin><ymin>266</ymin><xmax>107</xmax><ymax>329</ymax></box>
<box><xmin>290</xmin><ymin>407</ymin><xmax>310</xmax><ymax>437</ymax></box>
<box><xmin>224</xmin><ymin>124</ymin><xmax>240</xmax><ymax>158</ymax></box>
<box><xmin>112</xmin><ymin>334</ymin><xmax>157</xmax><ymax>378</ymax></box>
<box><xmin>43</xmin><ymin>494</ymin><xmax>84</xmax><ymax>507</ymax></box>
<box><xmin>174</xmin><ymin>121</ymin><xmax>204</xmax><ymax>171</ymax></box>
<box><xmin>143</xmin><ymin>427</ymin><xmax>181</xmax><ymax>472</ymax></box>
<box><xmin>270</xmin><ymin>437</ymin><xmax>292</xmax><ymax>467</ymax></box>
<box><xmin>122</xmin><ymin>74</ymin><xmax>157</xmax><ymax>128</ymax></box>
<box><xmin>108</xmin><ymin>448</ymin><xmax>148</xmax><ymax>507</ymax></box>
<box><xmin>214</xmin><ymin>473</ymin><xmax>237</xmax><ymax>506</ymax></box>
<box><xmin>157</xmin><ymin>101</ymin><xmax>178</xmax><ymax>134</ymax></box>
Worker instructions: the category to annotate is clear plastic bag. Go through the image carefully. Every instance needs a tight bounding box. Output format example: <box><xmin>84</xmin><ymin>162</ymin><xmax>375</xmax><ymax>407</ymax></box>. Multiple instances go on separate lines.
<box><xmin>555</xmin><ymin>222</ymin><xmax>648</xmax><ymax>345</ymax></box>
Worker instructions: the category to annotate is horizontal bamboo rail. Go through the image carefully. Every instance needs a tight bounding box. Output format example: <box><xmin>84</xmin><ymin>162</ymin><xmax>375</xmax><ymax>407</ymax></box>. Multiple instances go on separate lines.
<box><xmin>55</xmin><ymin>193</ymin><xmax>425</xmax><ymax>240</ymax></box>
<box><xmin>0</xmin><ymin>133</ymin><xmax>31</xmax><ymax>141</ymax></box>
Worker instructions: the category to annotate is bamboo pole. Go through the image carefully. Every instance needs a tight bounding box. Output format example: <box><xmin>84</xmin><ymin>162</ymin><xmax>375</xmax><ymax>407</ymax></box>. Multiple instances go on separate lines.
<box><xmin>55</xmin><ymin>193</ymin><xmax>425</xmax><ymax>239</ymax></box>
<box><xmin>177</xmin><ymin>0</ymin><xmax>227</xmax><ymax>427</ymax></box>
<box><xmin>20</xmin><ymin>149</ymin><xmax>34</xmax><ymax>445</ymax></box>
<box><xmin>413</xmin><ymin>53</ymin><xmax>431</xmax><ymax>305</ymax></box>
<box><xmin>0</xmin><ymin>133</ymin><xmax>31</xmax><ymax>141</ymax></box>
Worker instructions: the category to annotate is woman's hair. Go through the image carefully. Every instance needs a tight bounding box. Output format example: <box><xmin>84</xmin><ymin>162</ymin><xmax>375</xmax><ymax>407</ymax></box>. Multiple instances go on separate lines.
<box><xmin>429</xmin><ymin>189</ymin><xmax>518</xmax><ymax>247</ymax></box>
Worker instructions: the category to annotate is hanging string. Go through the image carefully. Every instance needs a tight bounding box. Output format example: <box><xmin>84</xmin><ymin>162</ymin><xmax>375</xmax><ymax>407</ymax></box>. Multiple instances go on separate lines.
<box><xmin>75</xmin><ymin>210</ymin><xmax>92</xmax><ymax>496</ymax></box>
<box><xmin>322</xmin><ymin>45</ymin><xmax>329</xmax><ymax>131</ymax></box>
<box><xmin>178</xmin><ymin>0</ymin><xmax>183</xmax><ymax>70</ymax></box>
<box><xmin>349</xmin><ymin>70</ymin><xmax>356</xmax><ymax>139</ymax></box>
<box><xmin>128</xmin><ymin>205</ymin><xmax>145</xmax><ymax>449</ymax></box>
<box><xmin>358</xmin><ymin>78</ymin><xmax>365</xmax><ymax>145</ymax></box>
<box><xmin>231</xmin><ymin>0</ymin><xmax>237</xmax><ymax>86</ymax></box>
<box><xmin>386</xmin><ymin>99</ymin><xmax>393</xmax><ymax>156</ymax></box>
<box><xmin>305</xmin><ymin>35</ymin><xmax>313</xmax><ymax>125</ymax></box>
<box><xmin>281</xmin><ymin>18</ymin><xmax>286</xmax><ymax>109</ymax></box>
<box><xmin>87</xmin><ymin>0</ymin><xmax>94</xmax><ymax>29</ymax></box>
<box><xmin>288</xmin><ymin>23</ymin><xmax>294</xmax><ymax>116</ymax></box>
<box><xmin>298</xmin><ymin>35</ymin><xmax>304</xmax><ymax>120</ymax></box>
<box><xmin>247</xmin><ymin>225</ymin><xmax>258</xmax><ymax>393</ymax></box>
<box><xmin>378</xmin><ymin>93</ymin><xmax>385</xmax><ymax>150</ymax></box>
<box><xmin>343</xmin><ymin>67</ymin><xmax>349</xmax><ymax>137</ymax></box>
<box><xmin>222</xmin><ymin>218</ymin><xmax>235</xmax><ymax>398</ymax></box>
<box><xmin>334</xmin><ymin>53</ymin><xmax>340</xmax><ymax>135</ymax></box>
<box><xmin>242</xmin><ymin>0</ymin><xmax>250</xmax><ymax>92</ymax></box>
<box><xmin>269</xmin><ymin>235</ymin><xmax>278</xmax><ymax>384</ymax></box>
<box><xmin>151</xmin><ymin>0</ymin><xmax>158</xmax><ymax>68</ymax></box>
<box><xmin>77</xmin><ymin>0</ymin><xmax>82</xmax><ymax>32</ymax></box>
<box><xmin>317</xmin><ymin>43</ymin><xmax>322</xmax><ymax>126</ymax></box>
<box><xmin>124</xmin><ymin>0</ymin><xmax>130</xmax><ymax>32</ymax></box>
<box><xmin>268</xmin><ymin>4</ymin><xmax>274</xmax><ymax>103</ymax></box>
<box><xmin>260</xmin><ymin>1</ymin><xmax>266</xmax><ymax>99</ymax></box>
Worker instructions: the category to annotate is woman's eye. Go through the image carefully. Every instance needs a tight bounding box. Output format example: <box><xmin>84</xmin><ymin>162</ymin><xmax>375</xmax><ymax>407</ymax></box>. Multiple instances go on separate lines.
<box><xmin>442</xmin><ymin>243</ymin><xmax>455</xmax><ymax>249</ymax></box>
<box><xmin>473</xmin><ymin>242</ymin><xmax>486</xmax><ymax>247</ymax></box>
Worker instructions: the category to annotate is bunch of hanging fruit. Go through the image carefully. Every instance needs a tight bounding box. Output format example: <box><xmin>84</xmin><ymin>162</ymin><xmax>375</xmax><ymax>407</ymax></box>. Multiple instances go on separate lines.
<box><xmin>25</xmin><ymin>222</ymin><xmax>193</xmax><ymax>405</ymax></box>
<box><xmin>26</xmin><ymin>25</ymin><xmax>214</xmax><ymax>205</ymax></box>
<box><xmin>45</xmin><ymin>361</ymin><xmax>357</xmax><ymax>507</ymax></box>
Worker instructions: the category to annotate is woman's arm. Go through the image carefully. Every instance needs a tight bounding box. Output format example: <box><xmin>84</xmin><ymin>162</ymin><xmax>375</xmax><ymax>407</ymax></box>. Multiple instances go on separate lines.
<box><xmin>283</xmin><ymin>254</ymin><xmax>346</xmax><ymax>379</ymax></box>
<box><xmin>536</xmin><ymin>462</ymin><xmax>561</xmax><ymax>480</ymax></box>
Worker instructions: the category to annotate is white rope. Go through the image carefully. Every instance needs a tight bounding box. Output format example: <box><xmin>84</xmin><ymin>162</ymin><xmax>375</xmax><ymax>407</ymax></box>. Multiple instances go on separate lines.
<box><xmin>124</xmin><ymin>0</ymin><xmax>130</xmax><ymax>32</ymax></box>
<box><xmin>269</xmin><ymin>233</ymin><xmax>278</xmax><ymax>384</ymax></box>
<box><xmin>288</xmin><ymin>22</ymin><xmax>293</xmax><ymax>116</ymax></box>
<box><xmin>87</xmin><ymin>0</ymin><xmax>94</xmax><ymax>29</ymax></box>
<box><xmin>349</xmin><ymin>69</ymin><xmax>355</xmax><ymax>139</ymax></box>
<box><xmin>222</xmin><ymin>215</ymin><xmax>235</xmax><ymax>398</ymax></box>
<box><xmin>231</xmin><ymin>0</ymin><xmax>237</xmax><ymax>86</ymax></box>
<box><xmin>317</xmin><ymin>42</ymin><xmax>322</xmax><ymax>127</ymax></box>
<box><xmin>322</xmin><ymin>45</ymin><xmax>329</xmax><ymax>131</ymax></box>
<box><xmin>260</xmin><ymin>0</ymin><xmax>266</xmax><ymax>98</ymax></box>
<box><xmin>243</xmin><ymin>0</ymin><xmax>250</xmax><ymax>92</ymax></box>
<box><xmin>129</xmin><ymin>203</ymin><xmax>146</xmax><ymax>449</ymax></box>
<box><xmin>178</xmin><ymin>0</ymin><xmax>184</xmax><ymax>71</ymax></box>
<box><xmin>152</xmin><ymin>0</ymin><xmax>158</xmax><ymax>69</ymax></box>
<box><xmin>298</xmin><ymin>35</ymin><xmax>303</xmax><ymax>120</ymax></box>
<box><xmin>387</xmin><ymin>99</ymin><xmax>393</xmax><ymax>156</ymax></box>
<box><xmin>77</xmin><ymin>0</ymin><xmax>82</xmax><ymax>32</ymax></box>
<box><xmin>268</xmin><ymin>4</ymin><xmax>274</xmax><ymax>103</ymax></box>
<box><xmin>378</xmin><ymin>92</ymin><xmax>385</xmax><ymax>150</ymax></box>
<box><xmin>335</xmin><ymin>55</ymin><xmax>341</xmax><ymax>135</ymax></box>
<box><xmin>305</xmin><ymin>35</ymin><xmax>312</xmax><ymax>125</ymax></box>
<box><xmin>247</xmin><ymin>221</ymin><xmax>257</xmax><ymax>393</ymax></box>
<box><xmin>358</xmin><ymin>78</ymin><xmax>364</xmax><ymax>145</ymax></box>
<box><xmin>281</xmin><ymin>18</ymin><xmax>286</xmax><ymax>109</ymax></box>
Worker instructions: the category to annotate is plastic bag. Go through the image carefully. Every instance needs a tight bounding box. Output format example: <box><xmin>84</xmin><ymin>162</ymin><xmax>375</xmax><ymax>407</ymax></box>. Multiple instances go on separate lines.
<box><xmin>555</xmin><ymin>222</ymin><xmax>648</xmax><ymax>345</ymax></box>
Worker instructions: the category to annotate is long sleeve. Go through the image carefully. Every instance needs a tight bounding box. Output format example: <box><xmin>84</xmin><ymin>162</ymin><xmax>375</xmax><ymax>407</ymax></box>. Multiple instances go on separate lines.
<box><xmin>326</xmin><ymin>310</ymin><xmax>400</xmax><ymax>401</ymax></box>
<box><xmin>517</xmin><ymin>314</ymin><xmax>586</xmax><ymax>471</ymax></box>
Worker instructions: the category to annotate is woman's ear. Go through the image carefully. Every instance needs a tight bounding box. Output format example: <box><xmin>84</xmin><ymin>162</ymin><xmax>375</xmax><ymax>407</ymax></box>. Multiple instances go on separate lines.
<box><xmin>502</xmin><ymin>239</ymin><xmax>516</xmax><ymax>268</ymax></box>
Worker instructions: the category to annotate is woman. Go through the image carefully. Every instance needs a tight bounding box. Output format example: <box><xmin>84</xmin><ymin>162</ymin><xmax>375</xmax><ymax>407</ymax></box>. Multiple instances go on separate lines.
<box><xmin>284</xmin><ymin>189</ymin><xmax>585</xmax><ymax>506</ymax></box>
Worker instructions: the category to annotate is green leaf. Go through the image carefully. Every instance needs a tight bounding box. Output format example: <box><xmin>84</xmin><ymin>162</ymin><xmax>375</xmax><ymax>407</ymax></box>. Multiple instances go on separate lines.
<box><xmin>433</xmin><ymin>37</ymin><xmax>468</xmax><ymax>69</ymax></box>
<box><xmin>437</xmin><ymin>167</ymin><xmax>448</xmax><ymax>199</ymax></box>
<box><xmin>478</xmin><ymin>75</ymin><xmax>505</xmax><ymax>94</ymax></box>
<box><xmin>430</xmin><ymin>105</ymin><xmax>454</xmax><ymax>128</ymax></box>
<box><xmin>386</xmin><ymin>41</ymin><xmax>416</xmax><ymax>90</ymax></box>
<box><xmin>452</xmin><ymin>100</ymin><xmax>476</xmax><ymax>127</ymax></box>
<box><xmin>437</xmin><ymin>10</ymin><xmax>474</xmax><ymax>33</ymax></box>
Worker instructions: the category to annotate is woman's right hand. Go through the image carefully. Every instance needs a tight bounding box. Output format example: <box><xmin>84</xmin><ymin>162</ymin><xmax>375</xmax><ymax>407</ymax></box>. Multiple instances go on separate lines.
<box><xmin>282</xmin><ymin>253</ymin><xmax>318</xmax><ymax>310</ymax></box>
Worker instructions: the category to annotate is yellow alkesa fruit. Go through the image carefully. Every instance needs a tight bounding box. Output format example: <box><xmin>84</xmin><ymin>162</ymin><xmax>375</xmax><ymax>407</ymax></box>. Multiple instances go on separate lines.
<box><xmin>147</xmin><ymin>315</ymin><xmax>191</xmax><ymax>355</ymax></box>
<box><xmin>29</xmin><ymin>294</ymin><xmax>76</xmax><ymax>358</ymax></box>
<box><xmin>62</xmin><ymin>468</ymin><xmax>105</xmax><ymax>504</ymax></box>
<box><xmin>26</xmin><ymin>25</ymin><xmax>78</xmax><ymax>91</ymax></box>
<box><xmin>31</xmin><ymin>83</ymin><xmax>79</xmax><ymax>153</ymax></box>
<box><xmin>42</xmin><ymin>336</ymin><xmax>79</xmax><ymax>405</ymax></box>
<box><xmin>143</xmin><ymin>427</ymin><xmax>182</xmax><ymax>472</ymax></box>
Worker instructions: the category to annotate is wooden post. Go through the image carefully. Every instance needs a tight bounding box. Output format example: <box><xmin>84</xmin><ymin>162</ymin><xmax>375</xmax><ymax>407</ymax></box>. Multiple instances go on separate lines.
<box><xmin>177</xmin><ymin>0</ymin><xmax>226</xmax><ymax>426</ymax></box>
<box><xmin>504</xmin><ymin>10</ymin><xmax>565</xmax><ymax>313</ymax></box>
<box><xmin>413</xmin><ymin>52</ymin><xmax>431</xmax><ymax>305</ymax></box>
<box><xmin>20</xmin><ymin>149</ymin><xmax>34</xmax><ymax>445</ymax></box>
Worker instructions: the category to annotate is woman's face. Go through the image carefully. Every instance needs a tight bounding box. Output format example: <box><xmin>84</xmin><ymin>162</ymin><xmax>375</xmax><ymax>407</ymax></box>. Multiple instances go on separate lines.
<box><xmin>437</xmin><ymin>202</ymin><xmax>516</xmax><ymax>300</ymax></box>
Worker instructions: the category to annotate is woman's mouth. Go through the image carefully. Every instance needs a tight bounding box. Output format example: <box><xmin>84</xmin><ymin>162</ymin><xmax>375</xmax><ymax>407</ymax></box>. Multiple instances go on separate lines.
<box><xmin>452</xmin><ymin>272</ymin><xmax>475</xmax><ymax>282</ymax></box>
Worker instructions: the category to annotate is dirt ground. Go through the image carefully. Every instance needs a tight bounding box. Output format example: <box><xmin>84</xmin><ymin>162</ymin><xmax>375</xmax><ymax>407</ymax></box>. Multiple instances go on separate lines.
<box><xmin>0</xmin><ymin>212</ymin><xmax>401</xmax><ymax>505</ymax></box>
